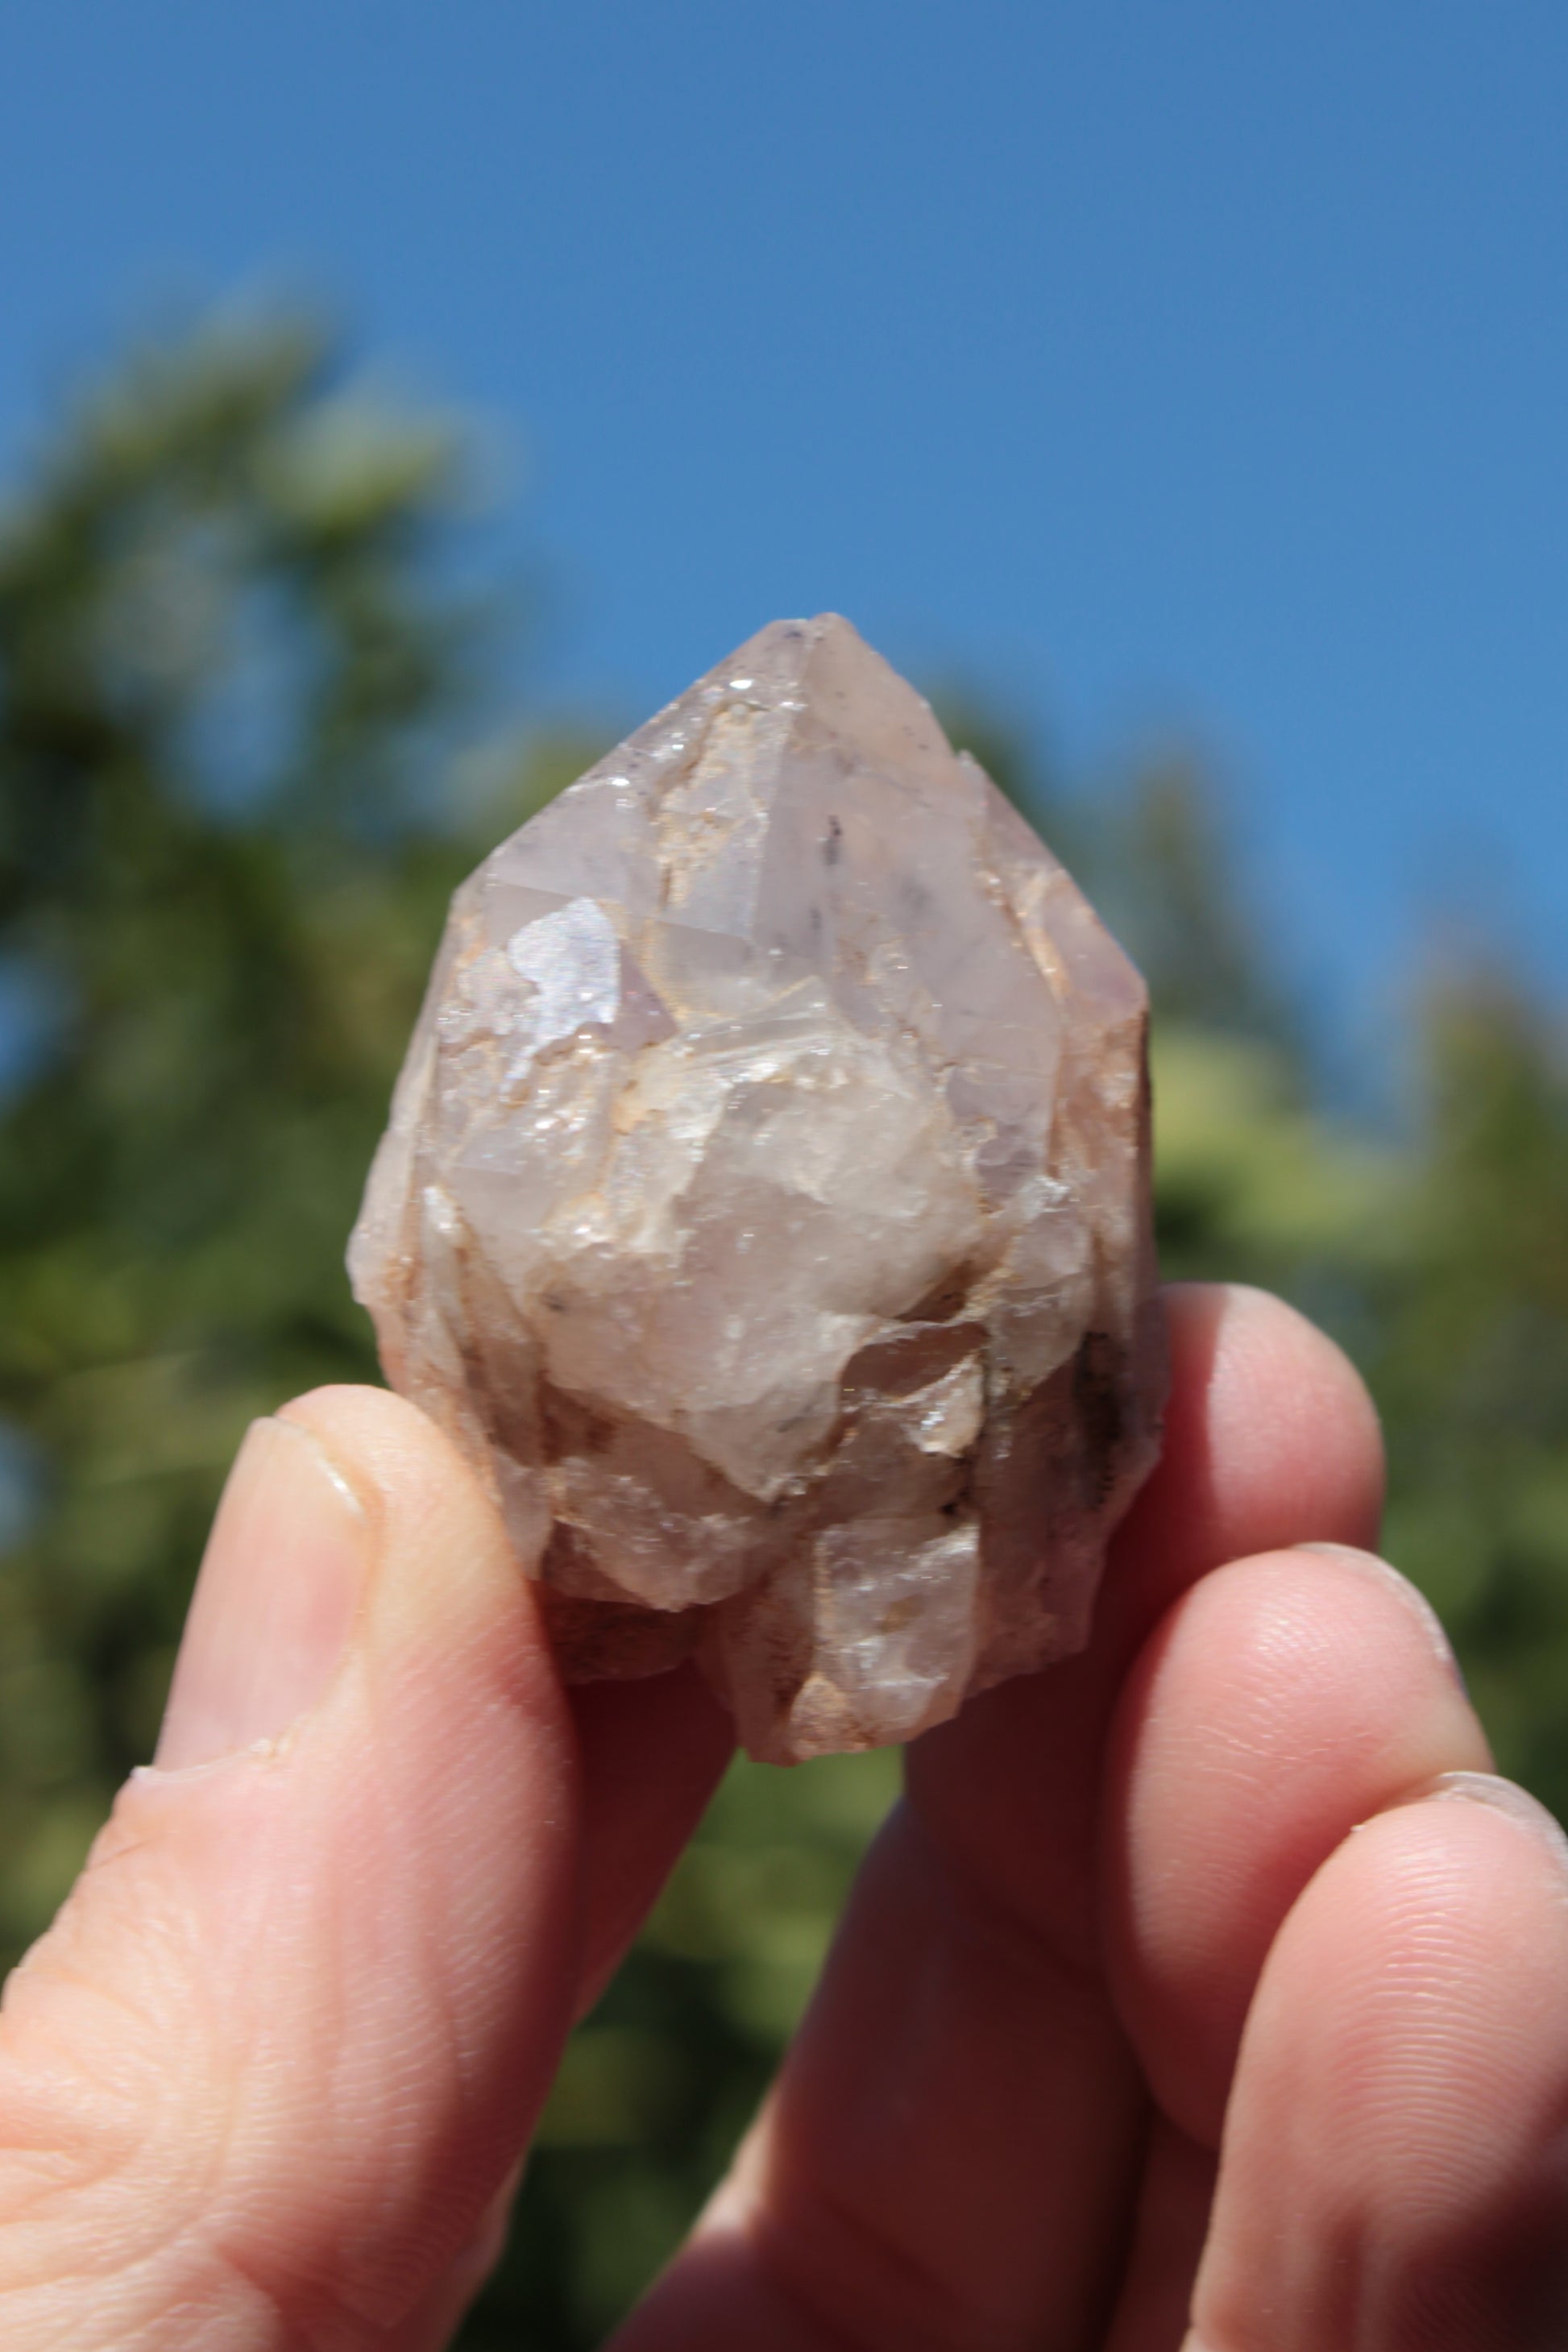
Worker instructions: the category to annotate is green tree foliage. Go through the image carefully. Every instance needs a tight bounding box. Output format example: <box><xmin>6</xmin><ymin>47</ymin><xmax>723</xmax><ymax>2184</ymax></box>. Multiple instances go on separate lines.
<box><xmin>2</xmin><ymin>314</ymin><xmax>1566</xmax><ymax>2347</ymax></box>
<box><xmin>1372</xmin><ymin>982</ymin><xmax>1568</xmax><ymax>1805</ymax></box>
<box><xmin>0</xmin><ymin>316</ymin><xmax>477</xmax><ymax>1943</ymax></box>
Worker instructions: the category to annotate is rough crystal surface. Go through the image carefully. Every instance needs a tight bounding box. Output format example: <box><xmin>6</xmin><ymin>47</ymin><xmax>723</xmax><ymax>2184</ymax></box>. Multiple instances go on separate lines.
<box><xmin>350</xmin><ymin>616</ymin><xmax>1166</xmax><ymax>1761</ymax></box>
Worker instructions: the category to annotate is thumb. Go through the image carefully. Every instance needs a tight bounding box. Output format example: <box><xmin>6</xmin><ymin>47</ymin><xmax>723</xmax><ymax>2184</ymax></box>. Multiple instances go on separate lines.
<box><xmin>0</xmin><ymin>1388</ymin><xmax>582</xmax><ymax>2351</ymax></box>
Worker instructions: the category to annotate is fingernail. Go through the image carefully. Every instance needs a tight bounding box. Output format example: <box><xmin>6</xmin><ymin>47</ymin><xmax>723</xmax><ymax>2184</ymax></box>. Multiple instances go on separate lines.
<box><xmin>1415</xmin><ymin>1771</ymin><xmax>1568</xmax><ymax>1882</ymax></box>
<box><xmin>1295</xmin><ymin>1541</ymin><xmax>1468</xmax><ymax>1695</ymax></box>
<box><xmin>155</xmin><ymin>1417</ymin><xmax>371</xmax><ymax>1770</ymax></box>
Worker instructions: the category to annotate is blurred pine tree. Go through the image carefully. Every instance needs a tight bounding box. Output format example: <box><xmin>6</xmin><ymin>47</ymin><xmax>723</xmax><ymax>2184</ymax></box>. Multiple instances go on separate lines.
<box><xmin>1373</xmin><ymin>981</ymin><xmax>1568</xmax><ymax>1812</ymax></box>
<box><xmin>0</xmin><ymin>312</ymin><xmax>538</xmax><ymax>1948</ymax></box>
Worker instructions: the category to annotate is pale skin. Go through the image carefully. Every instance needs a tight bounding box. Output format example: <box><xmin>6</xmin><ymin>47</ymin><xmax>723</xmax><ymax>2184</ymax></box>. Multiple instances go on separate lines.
<box><xmin>2</xmin><ymin>1284</ymin><xmax>1566</xmax><ymax>2349</ymax></box>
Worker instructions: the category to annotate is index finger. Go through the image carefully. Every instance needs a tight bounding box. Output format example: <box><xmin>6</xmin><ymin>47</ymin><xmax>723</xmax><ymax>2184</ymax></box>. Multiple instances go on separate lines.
<box><xmin>909</xmin><ymin>1279</ymin><xmax>1386</xmax><ymax>1967</ymax></box>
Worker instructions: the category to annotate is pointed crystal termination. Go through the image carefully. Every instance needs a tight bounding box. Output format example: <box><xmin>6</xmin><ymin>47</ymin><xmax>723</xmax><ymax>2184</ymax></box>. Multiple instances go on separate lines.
<box><xmin>350</xmin><ymin>616</ymin><xmax>1167</xmax><ymax>1762</ymax></box>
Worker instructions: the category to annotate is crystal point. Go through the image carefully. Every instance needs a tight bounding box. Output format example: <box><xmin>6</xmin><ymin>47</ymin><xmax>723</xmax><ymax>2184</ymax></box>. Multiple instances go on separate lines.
<box><xmin>350</xmin><ymin>616</ymin><xmax>1166</xmax><ymax>1761</ymax></box>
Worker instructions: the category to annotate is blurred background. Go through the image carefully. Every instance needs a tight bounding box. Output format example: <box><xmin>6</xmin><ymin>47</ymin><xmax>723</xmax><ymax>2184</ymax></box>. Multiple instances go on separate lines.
<box><xmin>2</xmin><ymin>7</ymin><xmax>1566</xmax><ymax>2346</ymax></box>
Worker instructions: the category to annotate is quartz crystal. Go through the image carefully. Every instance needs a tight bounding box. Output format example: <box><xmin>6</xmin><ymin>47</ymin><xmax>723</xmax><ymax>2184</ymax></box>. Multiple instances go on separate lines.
<box><xmin>350</xmin><ymin>616</ymin><xmax>1166</xmax><ymax>1761</ymax></box>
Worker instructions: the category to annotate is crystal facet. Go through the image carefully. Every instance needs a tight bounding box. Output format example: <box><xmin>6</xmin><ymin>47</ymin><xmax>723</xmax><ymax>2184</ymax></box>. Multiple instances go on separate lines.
<box><xmin>350</xmin><ymin>616</ymin><xmax>1166</xmax><ymax>1761</ymax></box>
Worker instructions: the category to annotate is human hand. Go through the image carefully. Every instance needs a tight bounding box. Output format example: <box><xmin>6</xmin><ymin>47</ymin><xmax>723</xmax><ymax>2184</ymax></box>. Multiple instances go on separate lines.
<box><xmin>2</xmin><ymin>1285</ymin><xmax>1565</xmax><ymax>2349</ymax></box>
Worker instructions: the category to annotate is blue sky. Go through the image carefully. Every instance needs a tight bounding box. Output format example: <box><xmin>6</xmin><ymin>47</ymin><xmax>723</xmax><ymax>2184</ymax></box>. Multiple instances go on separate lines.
<box><xmin>2</xmin><ymin>2</ymin><xmax>1565</xmax><ymax>1052</ymax></box>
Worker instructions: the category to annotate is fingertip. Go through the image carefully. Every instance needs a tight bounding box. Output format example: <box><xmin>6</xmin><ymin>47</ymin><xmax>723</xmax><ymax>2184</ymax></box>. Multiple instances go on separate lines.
<box><xmin>1114</xmin><ymin>1284</ymin><xmax>1385</xmax><ymax>1625</ymax></box>
<box><xmin>278</xmin><ymin>1382</ymin><xmax>494</xmax><ymax>1549</ymax></box>
<box><xmin>1202</xmin><ymin>1281</ymin><xmax>1383</xmax><ymax>1522</ymax></box>
<box><xmin>1105</xmin><ymin>1540</ymin><xmax>1490</xmax><ymax>2144</ymax></box>
<box><xmin>277</xmin><ymin>1383</ymin><xmax>566</xmax><ymax>1708</ymax></box>
<box><xmin>154</xmin><ymin>1414</ymin><xmax>373</xmax><ymax>1770</ymax></box>
<box><xmin>1171</xmin><ymin>1283</ymin><xmax>1385</xmax><ymax>1535</ymax></box>
<box><xmin>1196</xmin><ymin>1778</ymin><xmax>1568</xmax><ymax>2348</ymax></box>
<box><xmin>1393</xmin><ymin>1769</ymin><xmax>1568</xmax><ymax>1888</ymax></box>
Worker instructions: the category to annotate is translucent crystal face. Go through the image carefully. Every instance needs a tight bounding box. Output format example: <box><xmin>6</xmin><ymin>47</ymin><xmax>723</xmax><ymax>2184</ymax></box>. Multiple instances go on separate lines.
<box><xmin>350</xmin><ymin>616</ymin><xmax>1165</xmax><ymax>1761</ymax></box>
